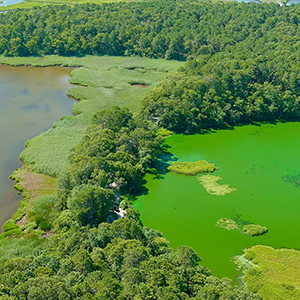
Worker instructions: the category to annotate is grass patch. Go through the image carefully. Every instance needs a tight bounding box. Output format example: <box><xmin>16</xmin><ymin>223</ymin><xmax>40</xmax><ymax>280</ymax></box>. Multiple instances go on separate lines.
<box><xmin>0</xmin><ymin>0</ymin><xmax>129</xmax><ymax>11</ymax></box>
<box><xmin>0</xmin><ymin>55</ymin><xmax>183</xmax><ymax>177</ymax></box>
<box><xmin>216</xmin><ymin>218</ymin><xmax>268</xmax><ymax>237</ymax></box>
<box><xmin>198</xmin><ymin>174</ymin><xmax>237</xmax><ymax>196</ymax></box>
<box><xmin>215</xmin><ymin>218</ymin><xmax>239</xmax><ymax>231</ymax></box>
<box><xmin>240</xmin><ymin>245</ymin><xmax>300</xmax><ymax>300</ymax></box>
<box><xmin>0</xmin><ymin>233</ymin><xmax>47</xmax><ymax>264</ymax></box>
<box><xmin>243</xmin><ymin>224</ymin><xmax>268</xmax><ymax>237</ymax></box>
<box><xmin>168</xmin><ymin>160</ymin><xmax>218</xmax><ymax>176</ymax></box>
<box><xmin>9</xmin><ymin>167</ymin><xmax>57</xmax><ymax>227</ymax></box>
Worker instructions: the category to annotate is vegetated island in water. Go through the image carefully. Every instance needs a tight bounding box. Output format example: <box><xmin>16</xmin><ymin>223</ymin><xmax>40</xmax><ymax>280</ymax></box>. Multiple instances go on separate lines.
<box><xmin>167</xmin><ymin>160</ymin><xmax>218</xmax><ymax>175</ymax></box>
<box><xmin>198</xmin><ymin>175</ymin><xmax>237</xmax><ymax>196</ymax></box>
<box><xmin>216</xmin><ymin>218</ymin><xmax>268</xmax><ymax>236</ymax></box>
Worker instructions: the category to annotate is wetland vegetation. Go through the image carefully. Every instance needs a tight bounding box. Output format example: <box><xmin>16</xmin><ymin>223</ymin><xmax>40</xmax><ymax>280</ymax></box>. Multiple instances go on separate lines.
<box><xmin>2</xmin><ymin>0</ymin><xmax>300</xmax><ymax>299</ymax></box>
<box><xmin>243</xmin><ymin>224</ymin><xmax>268</xmax><ymax>237</ymax></box>
<box><xmin>168</xmin><ymin>160</ymin><xmax>218</xmax><ymax>176</ymax></box>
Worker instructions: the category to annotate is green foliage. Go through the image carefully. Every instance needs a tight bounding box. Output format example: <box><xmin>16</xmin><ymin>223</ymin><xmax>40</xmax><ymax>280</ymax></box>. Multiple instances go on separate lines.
<box><xmin>0</xmin><ymin>2</ymin><xmax>269</xmax><ymax>59</ymax></box>
<box><xmin>67</xmin><ymin>185</ymin><xmax>116</xmax><ymax>226</ymax></box>
<box><xmin>243</xmin><ymin>224</ymin><xmax>268</xmax><ymax>237</ymax></box>
<box><xmin>0</xmin><ymin>228</ymin><xmax>24</xmax><ymax>240</ymax></box>
<box><xmin>168</xmin><ymin>160</ymin><xmax>218</xmax><ymax>176</ymax></box>
<box><xmin>29</xmin><ymin>194</ymin><xmax>58</xmax><ymax>230</ymax></box>
<box><xmin>198</xmin><ymin>175</ymin><xmax>237</xmax><ymax>196</ymax></box>
<box><xmin>64</xmin><ymin>111</ymin><xmax>164</xmax><ymax>195</ymax></box>
<box><xmin>215</xmin><ymin>218</ymin><xmax>239</xmax><ymax>231</ymax></box>
<box><xmin>241</xmin><ymin>245</ymin><xmax>300</xmax><ymax>300</ymax></box>
<box><xmin>25</xmin><ymin>222</ymin><xmax>38</xmax><ymax>233</ymax></box>
<box><xmin>3</xmin><ymin>55</ymin><xmax>181</xmax><ymax>178</ymax></box>
<box><xmin>2</xmin><ymin>1</ymin><xmax>298</xmax><ymax>298</ymax></box>
<box><xmin>92</xmin><ymin>106</ymin><xmax>135</xmax><ymax>132</ymax></box>
<box><xmin>3</xmin><ymin>220</ymin><xmax>19</xmax><ymax>232</ymax></box>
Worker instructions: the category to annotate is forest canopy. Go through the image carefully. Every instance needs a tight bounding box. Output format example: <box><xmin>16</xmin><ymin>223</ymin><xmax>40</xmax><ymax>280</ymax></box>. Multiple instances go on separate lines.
<box><xmin>0</xmin><ymin>0</ymin><xmax>297</xmax><ymax>132</ymax></box>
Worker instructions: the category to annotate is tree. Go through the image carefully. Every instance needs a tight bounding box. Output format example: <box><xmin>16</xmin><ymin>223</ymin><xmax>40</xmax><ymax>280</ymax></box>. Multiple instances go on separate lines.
<box><xmin>67</xmin><ymin>184</ymin><xmax>116</xmax><ymax>226</ymax></box>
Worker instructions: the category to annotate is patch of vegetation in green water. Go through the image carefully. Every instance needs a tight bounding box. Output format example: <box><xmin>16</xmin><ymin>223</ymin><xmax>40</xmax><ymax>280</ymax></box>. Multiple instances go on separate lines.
<box><xmin>216</xmin><ymin>218</ymin><xmax>268</xmax><ymax>237</ymax></box>
<box><xmin>168</xmin><ymin>160</ymin><xmax>218</xmax><ymax>176</ymax></box>
<box><xmin>216</xmin><ymin>218</ymin><xmax>240</xmax><ymax>231</ymax></box>
<box><xmin>237</xmin><ymin>245</ymin><xmax>300</xmax><ymax>300</ymax></box>
<box><xmin>243</xmin><ymin>224</ymin><xmax>268</xmax><ymax>237</ymax></box>
<box><xmin>198</xmin><ymin>174</ymin><xmax>237</xmax><ymax>196</ymax></box>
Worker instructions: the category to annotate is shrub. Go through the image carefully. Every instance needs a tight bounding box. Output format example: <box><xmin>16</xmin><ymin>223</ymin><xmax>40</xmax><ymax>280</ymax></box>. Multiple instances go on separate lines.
<box><xmin>243</xmin><ymin>224</ymin><xmax>268</xmax><ymax>237</ymax></box>
<box><xmin>3</xmin><ymin>220</ymin><xmax>19</xmax><ymax>232</ymax></box>
<box><xmin>168</xmin><ymin>160</ymin><xmax>218</xmax><ymax>176</ymax></box>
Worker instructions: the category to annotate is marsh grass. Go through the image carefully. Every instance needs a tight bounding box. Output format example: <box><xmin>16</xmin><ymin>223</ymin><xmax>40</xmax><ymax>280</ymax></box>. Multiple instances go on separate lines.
<box><xmin>0</xmin><ymin>234</ymin><xmax>47</xmax><ymax>263</ymax></box>
<box><xmin>0</xmin><ymin>55</ymin><xmax>183</xmax><ymax>177</ymax></box>
<box><xmin>216</xmin><ymin>218</ymin><xmax>268</xmax><ymax>237</ymax></box>
<box><xmin>215</xmin><ymin>218</ymin><xmax>239</xmax><ymax>231</ymax></box>
<box><xmin>198</xmin><ymin>174</ymin><xmax>237</xmax><ymax>196</ymax></box>
<box><xmin>168</xmin><ymin>160</ymin><xmax>218</xmax><ymax>176</ymax></box>
<box><xmin>241</xmin><ymin>245</ymin><xmax>300</xmax><ymax>299</ymax></box>
<box><xmin>9</xmin><ymin>167</ymin><xmax>58</xmax><ymax>229</ymax></box>
<box><xmin>243</xmin><ymin>224</ymin><xmax>268</xmax><ymax>236</ymax></box>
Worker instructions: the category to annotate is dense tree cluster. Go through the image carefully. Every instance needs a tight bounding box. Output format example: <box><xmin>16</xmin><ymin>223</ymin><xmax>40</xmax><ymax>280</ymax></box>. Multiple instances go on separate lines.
<box><xmin>0</xmin><ymin>220</ymin><xmax>261</xmax><ymax>299</ymax></box>
<box><xmin>139</xmin><ymin>4</ymin><xmax>300</xmax><ymax>132</ymax></box>
<box><xmin>0</xmin><ymin>1</ymin><xmax>279</xmax><ymax>58</ymax></box>
<box><xmin>57</xmin><ymin>106</ymin><xmax>163</xmax><ymax>228</ymax></box>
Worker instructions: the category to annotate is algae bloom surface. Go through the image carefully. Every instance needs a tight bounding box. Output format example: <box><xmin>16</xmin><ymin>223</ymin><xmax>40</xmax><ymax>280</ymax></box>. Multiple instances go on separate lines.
<box><xmin>135</xmin><ymin>122</ymin><xmax>300</xmax><ymax>280</ymax></box>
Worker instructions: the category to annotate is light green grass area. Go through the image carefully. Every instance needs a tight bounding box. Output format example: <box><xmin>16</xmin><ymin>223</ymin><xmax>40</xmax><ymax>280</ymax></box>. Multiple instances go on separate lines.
<box><xmin>0</xmin><ymin>234</ymin><xmax>47</xmax><ymax>263</ymax></box>
<box><xmin>0</xmin><ymin>0</ymin><xmax>129</xmax><ymax>11</ymax></box>
<box><xmin>243</xmin><ymin>224</ymin><xmax>268</xmax><ymax>236</ymax></box>
<box><xmin>216</xmin><ymin>218</ymin><xmax>239</xmax><ymax>231</ymax></box>
<box><xmin>240</xmin><ymin>245</ymin><xmax>300</xmax><ymax>300</ymax></box>
<box><xmin>0</xmin><ymin>55</ymin><xmax>183</xmax><ymax>176</ymax></box>
<box><xmin>168</xmin><ymin>160</ymin><xmax>218</xmax><ymax>176</ymax></box>
<box><xmin>216</xmin><ymin>218</ymin><xmax>268</xmax><ymax>237</ymax></box>
<box><xmin>197</xmin><ymin>174</ymin><xmax>237</xmax><ymax>196</ymax></box>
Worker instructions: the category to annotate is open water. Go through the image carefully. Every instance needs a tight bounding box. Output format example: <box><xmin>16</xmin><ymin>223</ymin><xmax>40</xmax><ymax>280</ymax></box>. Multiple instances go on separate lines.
<box><xmin>0</xmin><ymin>65</ymin><xmax>74</xmax><ymax>228</ymax></box>
<box><xmin>135</xmin><ymin>122</ymin><xmax>300</xmax><ymax>280</ymax></box>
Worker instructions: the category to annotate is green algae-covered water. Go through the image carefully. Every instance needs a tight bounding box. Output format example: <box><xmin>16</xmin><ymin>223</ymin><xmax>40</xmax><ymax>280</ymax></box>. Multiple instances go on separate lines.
<box><xmin>135</xmin><ymin>122</ymin><xmax>300</xmax><ymax>280</ymax></box>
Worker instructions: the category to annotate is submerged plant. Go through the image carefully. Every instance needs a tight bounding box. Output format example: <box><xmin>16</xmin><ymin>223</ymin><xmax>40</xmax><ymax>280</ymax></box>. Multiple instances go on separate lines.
<box><xmin>216</xmin><ymin>218</ymin><xmax>239</xmax><ymax>231</ymax></box>
<box><xmin>198</xmin><ymin>175</ymin><xmax>237</xmax><ymax>196</ymax></box>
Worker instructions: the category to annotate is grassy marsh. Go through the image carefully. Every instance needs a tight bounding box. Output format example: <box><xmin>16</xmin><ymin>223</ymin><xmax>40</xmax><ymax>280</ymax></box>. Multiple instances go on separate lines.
<box><xmin>168</xmin><ymin>160</ymin><xmax>218</xmax><ymax>176</ymax></box>
<box><xmin>241</xmin><ymin>245</ymin><xmax>300</xmax><ymax>299</ymax></box>
<box><xmin>198</xmin><ymin>174</ymin><xmax>237</xmax><ymax>196</ymax></box>
<box><xmin>0</xmin><ymin>55</ymin><xmax>183</xmax><ymax>177</ymax></box>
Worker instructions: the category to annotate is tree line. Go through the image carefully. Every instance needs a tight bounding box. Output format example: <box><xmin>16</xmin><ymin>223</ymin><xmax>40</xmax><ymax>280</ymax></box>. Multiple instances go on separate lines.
<box><xmin>0</xmin><ymin>1</ymin><xmax>280</xmax><ymax>59</ymax></box>
<box><xmin>139</xmin><ymin>3</ymin><xmax>300</xmax><ymax>132</ymax></box>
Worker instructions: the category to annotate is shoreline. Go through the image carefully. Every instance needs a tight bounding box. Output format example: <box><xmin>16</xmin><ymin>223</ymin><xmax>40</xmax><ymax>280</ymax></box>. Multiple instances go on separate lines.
<box><xmin>0</xmin><ymin>55</ymin><xmax>183</xmax><ymax>235</ymax></box>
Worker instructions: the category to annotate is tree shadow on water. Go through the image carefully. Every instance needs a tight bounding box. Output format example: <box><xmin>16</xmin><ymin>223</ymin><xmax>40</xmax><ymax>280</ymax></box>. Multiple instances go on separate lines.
<box><xmin>136</xmin><ymin>147</ymin><xmax>178</xmax><ymax>197</ymax></box>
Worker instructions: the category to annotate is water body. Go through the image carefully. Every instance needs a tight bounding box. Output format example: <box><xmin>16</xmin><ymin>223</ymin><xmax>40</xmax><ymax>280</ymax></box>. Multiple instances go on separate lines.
<box><xmin>0</xmin><ymin>0</ymin><xmax>23</xmax><ymax>7</ymax></box>
<box><xmin>0</xmin><ymin>65</ymin><xmax>74</xmax><ymax>228</ymax></box>
<box><xmin>135</xmin><ymin>122</ymin><xmax>300</xmax><ymax>280</ymax></box>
